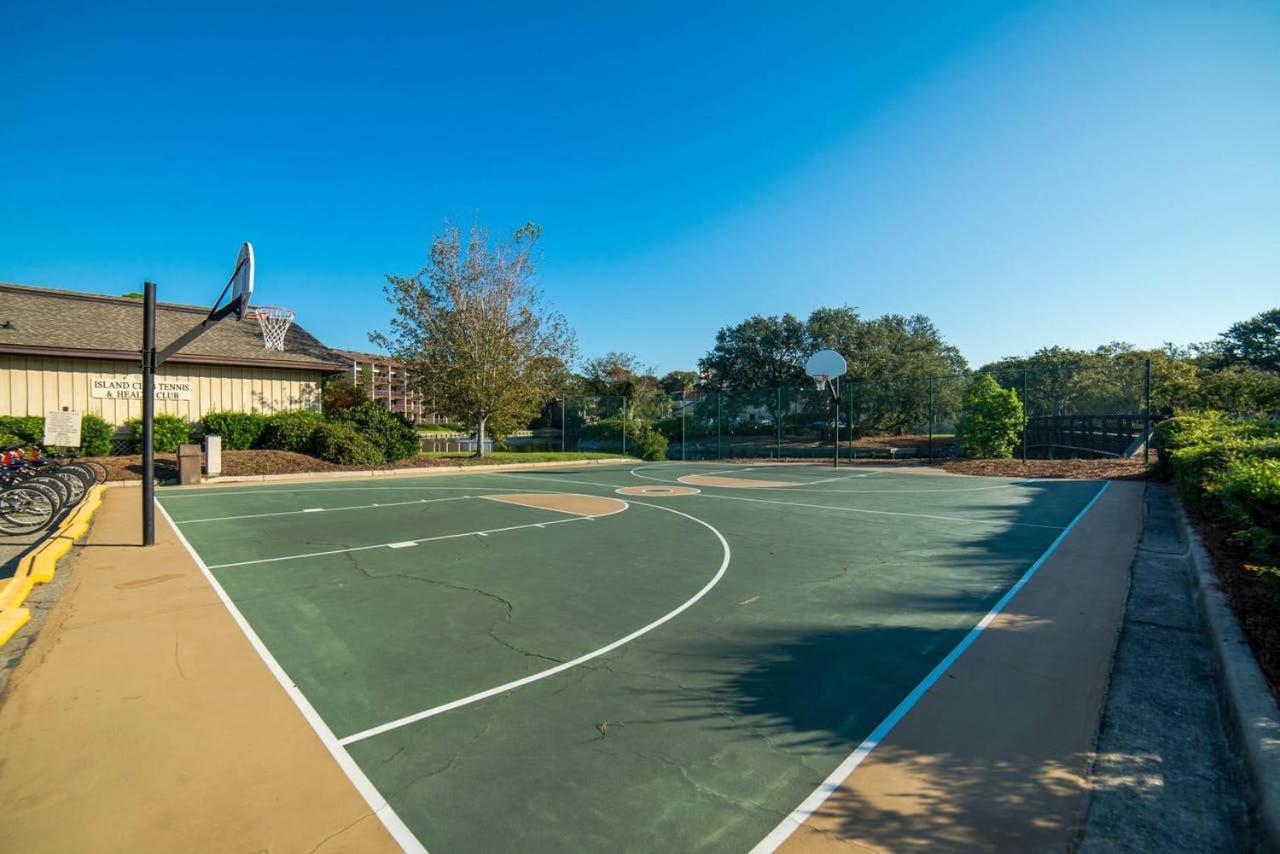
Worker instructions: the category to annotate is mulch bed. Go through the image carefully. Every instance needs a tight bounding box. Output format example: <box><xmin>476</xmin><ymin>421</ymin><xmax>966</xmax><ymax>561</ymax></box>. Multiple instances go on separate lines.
<box><xmin>1190</xmin><ymin>512</ymin><xmax>1280</xmax><ymax>703</ymax></box>
<box><xmin>936</xmin><ymin>458</ymin><xmax>1153</xmax><ymax>480</ymax></box>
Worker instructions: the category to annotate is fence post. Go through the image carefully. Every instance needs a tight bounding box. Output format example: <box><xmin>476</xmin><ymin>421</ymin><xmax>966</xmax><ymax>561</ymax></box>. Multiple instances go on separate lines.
<box><xmin>681</xmin><ymin>393</ymin><xmax>687</xmax><ymax>462</ymax></box>
<box><xmin>776</xmin><ymin>387</ymin><xmax>782</xmax><ymax>460</ymax></box>
<box><xmin>928</xmin><ymin>377</ymin><xmax>934</xmax><ymax>464</ymax></box>
<box><xmin>1021</xmin><ymin>370</ymin><xmax>1029</xmax><ymax>463</ymax></box>
<box><xmin>1144</xmin><ymin>358</ymin><xmax>1151</xmax><ymax>467</ymax></box>
<box><xmin>621</xmin><ymin>397</ymin><xmax>627</xmax><ymax>456</ymax></box>
<box><xmin>716</xmin><ymin>394</ymin><xmax>722</xmax><ymax>461</ymax></box>
<box><xmin>848</xmin><ymin>387</ymin><xmax>854</xmax><ymax>461</ymax></box>
<box><xmin>560</xmin><ymin>397</ymin><xmax>566</xmax><ymax>452</ymax></box>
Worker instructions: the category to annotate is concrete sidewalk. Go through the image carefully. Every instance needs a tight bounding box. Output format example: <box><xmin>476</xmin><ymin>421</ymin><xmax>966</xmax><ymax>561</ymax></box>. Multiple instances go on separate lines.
<box><xmin>1081</xmin><ymin>484</ymin><xmax>1253</xmax><ymax>850</ymax></box>
<box><xmin>0</xmin><ymin>487</ymin><xmax>399</xmax><ymax>853</ymax></box>
<box><xmin>782</xmin><ymin>481</ymin><xmax>1144</xmax><ymax>852</ymax></box>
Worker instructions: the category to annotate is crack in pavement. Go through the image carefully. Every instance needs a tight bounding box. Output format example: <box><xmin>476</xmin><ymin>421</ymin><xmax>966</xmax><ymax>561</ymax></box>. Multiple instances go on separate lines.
<box><xmin>485</xmin><ymin>630</ymin><xmax>564</xmax><ymax>664</ymax></box>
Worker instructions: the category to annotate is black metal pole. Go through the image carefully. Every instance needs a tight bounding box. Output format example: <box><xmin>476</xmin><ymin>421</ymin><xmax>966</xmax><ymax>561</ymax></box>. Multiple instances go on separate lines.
<box><xmin>142</xmin><ymin>281</ymin><xmax>156</xmax><ymax>546</ymax></box>
<box><xmin>1021</xmin><ymin>369</ymin><xmax>1029</xmax><ymax>463</ymax></box>
<box><xmin>681</xmin><ymin>393</ymin><xmax>687</xmax><ymax>462</ymax></box>
<box><xmin>560</xmin><ymin>397</ymin><xmax>565</xmax><ymax>452</ymax></box>
<box><xmin>621</xmin><ymin>397</ymin><xmax>627</xmax><ymax>456</ymax></box>
<box><xmin>1144</xmin><ymin>358</ymin><xmax>1152</xmax><ymax>467</ymax></box>
<box><xmin>716</xmin><ymin>394</ymin><xmax>721</xmax><ymax>461</ymax></box>
<box><xmin>832</xmin><ymin>379</ymin><xmax>840</xmax><ymax>470</ymax></box>
<box><xmin>928</xmin><ymin>376</ymin><xmax>934</xmax><ymax>465</ymax></box>
<box><xmin>776</xmin><ymin>386</ymin><xmax>782</xmax><ymax>461</ymax></box>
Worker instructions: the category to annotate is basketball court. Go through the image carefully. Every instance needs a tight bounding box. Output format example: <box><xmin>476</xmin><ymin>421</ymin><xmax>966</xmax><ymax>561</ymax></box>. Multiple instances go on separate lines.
<box><xmin>125</xmin><ymin>461</ymin><xmax>1130</xmax><ymax>851</ymax></box>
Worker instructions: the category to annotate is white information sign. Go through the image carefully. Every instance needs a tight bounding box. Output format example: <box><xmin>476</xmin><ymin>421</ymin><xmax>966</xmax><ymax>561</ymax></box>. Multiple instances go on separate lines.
<box><xmin>90</xmin><ymin>376</ymin><xmax>193</xmax><ymax>401</ymax></box>
<box><xmin>44</xmin><ymin>410</ymin><xmax>83</xmax><ymax>447</ymax></box>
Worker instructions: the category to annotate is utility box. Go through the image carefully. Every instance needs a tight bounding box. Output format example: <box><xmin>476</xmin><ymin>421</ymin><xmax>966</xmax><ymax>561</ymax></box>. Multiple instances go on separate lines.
<box><xmin>177</xmin><ymin>444</ymin><xmax>203</xmax><ymax>485</ymax></box>
<box><xmin>205</xmin><ymin>435</ymin><xmax>222</xmax><ymax>477</ymax></box>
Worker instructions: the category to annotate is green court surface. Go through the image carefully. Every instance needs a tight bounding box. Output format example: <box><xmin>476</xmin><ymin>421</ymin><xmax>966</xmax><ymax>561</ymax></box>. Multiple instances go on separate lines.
<box><xmin>156</xmin><ymin>463</ymin><xmax>1108</xmax><ymax>852</ymax></box>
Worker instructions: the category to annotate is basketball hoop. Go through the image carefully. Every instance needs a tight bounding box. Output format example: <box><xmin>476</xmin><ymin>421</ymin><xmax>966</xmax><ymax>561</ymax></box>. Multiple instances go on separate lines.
<box><xmin>812</xmin><ymin>374</ymin><xmax>829</xmax><ymax>392</ymax></box>
<box><xmin>247</xmin><ymin>305</ymin><xmax>294</xmax><ymax>351</ymax></box>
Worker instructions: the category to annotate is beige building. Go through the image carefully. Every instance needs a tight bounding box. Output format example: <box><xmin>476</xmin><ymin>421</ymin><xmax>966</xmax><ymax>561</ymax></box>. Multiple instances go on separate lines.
<box><xmin>0</xmin><ymin>283</ymin><xmax>343</xmax><ymax>442</ymax></box>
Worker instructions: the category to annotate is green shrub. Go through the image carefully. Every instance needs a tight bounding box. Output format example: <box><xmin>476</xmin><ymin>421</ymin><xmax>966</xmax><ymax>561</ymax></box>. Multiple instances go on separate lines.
<box><xmin>126</xmin><ymin>414</ymin><xmax>192</xmax><ymax>453</ymax></box>
<box><xmin>1154</xmin><ymin>411</ymin><xmax>1280</xmax><ymax>475</ymax></box>
<box><xmin>77</xmin><ymin>414</ymin><xmax>113</xmax><ymax>456</ymax></box>
<box><xmin>0</xmin><ymin>413</ymin><xmax>113</xmax><ymax>455</ymax></box>
<box><xmin>1208</xmin><ymin>457</ymin><xmax>1280</xmax><ymax>566</ymax></box>
<box><xmin>0</xmin><ymin>431</ymin><xmax>23</xmax><ymax>447</ymax></box>
<box><xmin>201</xmin><ymin>410</ymin><xmax>268</xmax><ymax>450</ymax></box>
<box><xmin>631</xmin><ymin>425</ymin><xmax>669</xmax><ymax>461</ymax></box>
<box><xmin>260</xmin><ymin>410</ymin><xmax>325</xmax><ymax>453</ymax></box>
<box><xmin>321</xmin><ymin>378</ymin><xmax>370</xmax><ymax>418</ymax></box>
<box><xmin>337</xmin><ymin>401</ymin><xmax>419</xmax><ymax>462</ymax></box>
<box><xmin>0</xmin><ymin>415</ymin><xmax>45</xmax><ymax>444</ymax></box>
<box><xmin>956</xmin><ymin>374</ymin><xmax>1024</xmax><ymax>459</ymax></box>
<box><xmin>314</xmin><ymin>421</ymin><xmax>385</xmax><ymax>466</ymax></box>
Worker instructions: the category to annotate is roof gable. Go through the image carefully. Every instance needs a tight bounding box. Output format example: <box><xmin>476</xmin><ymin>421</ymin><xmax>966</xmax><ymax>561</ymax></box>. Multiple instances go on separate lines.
<box><xmin>0</xmin><ymin>283</ymin><xmax>342</xmax><ymax>371</ymax></box>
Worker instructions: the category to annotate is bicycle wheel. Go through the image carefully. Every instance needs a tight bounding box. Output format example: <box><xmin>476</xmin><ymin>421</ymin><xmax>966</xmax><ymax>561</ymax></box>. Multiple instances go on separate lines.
<box><xmin>0</xmin><ymin>485</ymin><xmax>56</xmax><ymax>535</ymax></box>
<box><xmin>78</xmin><ymin>459</ymin><xmax>109</xmax><ymax>484</ymax></box>
<box><xmin>27</xmin><ymin>474</ymin><xmax>69</xmax><ymax>507</ymax></box>
<box><xmin>50</xmin><ymin>468</ymin><xmax>87</xmax><ymax>504</ymax></box>
<box><xmin>59</xmin><ymin>465</ymin><xmax>94</xmax><ymax>499</ymax></box>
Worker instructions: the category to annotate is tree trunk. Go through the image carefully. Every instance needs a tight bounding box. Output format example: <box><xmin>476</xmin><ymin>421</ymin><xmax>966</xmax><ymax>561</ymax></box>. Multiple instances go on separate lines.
<box><xmin>476</xmin><ymin>415</ymin><xmax>486</xmax><ymax>459</ymax></box>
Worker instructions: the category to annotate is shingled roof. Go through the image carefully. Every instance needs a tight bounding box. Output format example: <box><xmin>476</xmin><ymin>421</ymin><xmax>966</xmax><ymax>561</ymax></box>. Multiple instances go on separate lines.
<box><xmin>0</xmin><ymin>283</ymin><xmax>343</xmax><ymax>372</ymax></box>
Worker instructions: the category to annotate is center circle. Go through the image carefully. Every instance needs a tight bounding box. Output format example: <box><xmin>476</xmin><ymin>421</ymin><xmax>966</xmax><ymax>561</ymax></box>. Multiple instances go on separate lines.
<box><xmin>616</xmin><ymin>485</ymin><xmax>701</xmax><ymax>497</ymax></box>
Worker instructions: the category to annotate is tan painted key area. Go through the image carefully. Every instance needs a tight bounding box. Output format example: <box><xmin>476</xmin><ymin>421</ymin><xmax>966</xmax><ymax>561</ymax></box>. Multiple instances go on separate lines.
<box><xmin>482</xmin><ymin>492</ymin><xmax>628</xmax><ymax>517</ymax></box>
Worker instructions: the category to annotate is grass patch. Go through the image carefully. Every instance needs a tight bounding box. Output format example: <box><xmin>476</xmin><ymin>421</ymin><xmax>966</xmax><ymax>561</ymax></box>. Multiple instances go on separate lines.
<box><xmin>418</xmin><ymin>451</ymin><xmax>633</xmax><ymax>465</ymax></box>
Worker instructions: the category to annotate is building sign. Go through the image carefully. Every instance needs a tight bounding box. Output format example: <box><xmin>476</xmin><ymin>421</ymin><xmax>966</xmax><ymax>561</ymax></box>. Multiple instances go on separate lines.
<box><xmin>44</xmin><ymin>410</ymin><xmax>83</xmax><ymax>446</ymax></box>
<box><xmin>90</xmin><ymin>376</ymin><xmax>193</xmax><ymax>401</ymax></box>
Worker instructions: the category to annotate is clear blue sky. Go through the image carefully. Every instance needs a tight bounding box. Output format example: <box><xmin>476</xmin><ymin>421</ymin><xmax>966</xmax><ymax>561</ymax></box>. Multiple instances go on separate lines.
<box><xmin>4</xmin><ymin>1</ymin><xmax>1277</xmax><ymax>374</ymax></box>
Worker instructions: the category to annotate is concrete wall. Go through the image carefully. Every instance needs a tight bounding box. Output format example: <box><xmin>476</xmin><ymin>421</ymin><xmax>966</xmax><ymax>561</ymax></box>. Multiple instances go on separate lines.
<box><xmin>0</xmin><ymin>354</ymin><xmax>323</xmax><ymax>427</ymax></box>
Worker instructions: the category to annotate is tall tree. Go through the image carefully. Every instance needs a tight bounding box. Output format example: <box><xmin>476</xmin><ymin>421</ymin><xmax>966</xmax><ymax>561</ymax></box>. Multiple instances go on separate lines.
<box><xmin>658</xmin><ymin>370</ymin><xmax>698</xmax><ymax>395</ymax></box>
<box><xmin>581</xmin><ymin>352</ymin><xmax>655</xmax><ymax>398</ymax></box>
<box><xmin>1203</xmin><ymin>308</ymin><xmax>1280</xmax><ymax>373</ymax></box>
<box><xmin>698</xmin><ymin>313</ymin><xmax>809</xmax><ymax>389</ymax></box>
<box><xmin>373</xmin><ymin>221</ymin><xmax>576</xmax><ymax>458</ymax></box>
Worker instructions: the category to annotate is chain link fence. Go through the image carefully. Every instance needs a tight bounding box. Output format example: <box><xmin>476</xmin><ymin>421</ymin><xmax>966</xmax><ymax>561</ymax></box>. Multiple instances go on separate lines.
<box><xmin>489</xmin><ymin>360</ymin><xmax>1153</xmax><ymax>462</ymax></box>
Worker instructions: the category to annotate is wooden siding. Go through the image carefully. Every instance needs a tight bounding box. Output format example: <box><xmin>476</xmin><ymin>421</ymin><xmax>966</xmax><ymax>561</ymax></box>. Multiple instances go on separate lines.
<box><xmin>0</xmin><ymin>355</ymin><xmax>323</xmax><ymax>427</ymax></box>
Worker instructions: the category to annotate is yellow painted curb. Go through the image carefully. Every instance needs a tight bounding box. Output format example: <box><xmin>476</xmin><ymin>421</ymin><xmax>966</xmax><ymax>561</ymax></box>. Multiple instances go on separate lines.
<box><xmin>0</xmin><ymin>484</ymin><xmax>106</xmax><ymax>646</ymax></box>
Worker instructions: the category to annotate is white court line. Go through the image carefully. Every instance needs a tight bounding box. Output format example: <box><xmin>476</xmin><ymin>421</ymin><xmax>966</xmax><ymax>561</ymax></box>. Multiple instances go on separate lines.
<box><xmin>497</xmin><ymin>472</ymin><xmax>629</xmax><ymax>490</ymax></box>
<box><xmin>207</xmin><ymin>516</ymin><xmax>589</xmax><ymax>569</ymax></box>
<box><xmin>176</xmin><ymin>495</ymin><xmax>471</xmax><ymax>524</ymax></box>
<box><xmin>803</xmin><ymin>473</ymin><xmax>872</xmax><ymax>485</ymax></box>
<box><xmin>632</xmin><ymin>465</ymin><xmax>1035</xmax><ymax>495</ymax></box>
<box><xmin>751</xmin><ymin>480</ymin><xmax>1112</xmax><ymax>852</ymax></box>
<box><xmin>158</xmin><ymin>484</ymin><xmax>545</xmax><ymax>499</ymax></box>
<box><xmin>154</xmin><ymin>502</ymin><xmax>427</xmax><ymax>853</ymax></box>
<box><xmin>695</xmin><ymin>492</ymin><xmax>1065</xmax><ymax>530</ymax></box>
<box><xmin>337</xmin><ymin>499</ymin><xmax>731</xmax><ymax>746</ymax></box>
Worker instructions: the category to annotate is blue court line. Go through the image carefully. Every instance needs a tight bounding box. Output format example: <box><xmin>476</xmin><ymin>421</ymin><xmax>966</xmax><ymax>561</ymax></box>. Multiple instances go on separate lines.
<box><xmin>753</xmin><ymin>479</ymin><xmax>1113</xmax><ymax>851</ymax></box>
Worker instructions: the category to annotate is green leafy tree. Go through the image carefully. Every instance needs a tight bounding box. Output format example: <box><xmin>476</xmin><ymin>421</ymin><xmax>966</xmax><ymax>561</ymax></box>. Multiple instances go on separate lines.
<box><xmin>659</xmin><ymin>370</ymin><xmax>698</xmax><ymax>395</ymax></box>
<box><xmin>322</xmin><ymin>378</ymin><xmax>371</xmax><ymax>417</ymax></box>
<box><xmin>699</xmin><ymin>313</ymin><xmax>809</xmax><ymax>390</ymax></box>
<box><xmin>957</xmin><ymin>374</ymin><xmax>1024</xmax><ymax>459</ymax></box>
<box><xmin>374</xmin><ymin>221</ymin><xmax>577</xmax><ymax>459</ymax></box>
<box><xmin>1203</xmin><ymin>308</ymin><xmax>1280</xmax><ymax>372</ymax></box>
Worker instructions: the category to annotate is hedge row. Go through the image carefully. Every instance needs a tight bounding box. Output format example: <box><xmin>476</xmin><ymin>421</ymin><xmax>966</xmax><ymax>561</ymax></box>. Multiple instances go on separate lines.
<box><xmin>1155</xmin><ymin>412</ymin><xmax>1280</xmax><ymax>568</ymax></box>
<box><xmin>0</xmin><ymin>413</ymin><xmax>114</xmax><ymax>456</ymax></box>
<box><xmin>196</xmin><ymin>404</ymin><xmax>417</xmax><ymax>465</ymax></box>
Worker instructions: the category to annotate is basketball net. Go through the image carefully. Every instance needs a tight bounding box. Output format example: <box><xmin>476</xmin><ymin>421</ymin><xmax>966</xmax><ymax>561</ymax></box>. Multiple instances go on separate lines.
<box><xmin>248</xmin><ymin>306</ymin><xmax>295</xmax><ymax>351</ymax></box>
